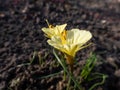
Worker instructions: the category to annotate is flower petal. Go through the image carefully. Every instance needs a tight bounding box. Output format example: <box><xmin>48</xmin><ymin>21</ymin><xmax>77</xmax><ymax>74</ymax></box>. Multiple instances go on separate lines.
<box><xmin>42</xmin><ymin>24</ymin><xmax>67</xmax><ymax>38</ymax></box>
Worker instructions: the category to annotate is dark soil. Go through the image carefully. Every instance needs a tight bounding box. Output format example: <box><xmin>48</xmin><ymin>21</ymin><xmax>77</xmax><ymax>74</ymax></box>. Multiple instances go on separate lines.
<box><xmin>0</xmin><ymin>0</ymin><xmax>120</xmax><ymax>90</ymax></box>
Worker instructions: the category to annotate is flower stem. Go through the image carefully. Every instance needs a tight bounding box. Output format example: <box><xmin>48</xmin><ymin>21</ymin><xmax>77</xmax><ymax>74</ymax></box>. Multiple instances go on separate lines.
<box><xmin>65</xmin><ymin>54</ymin><xmax>74</xmax><ymax>74</ymax></box>
<box><xmin>69</xmin><ymin>64</ymin><xmax>73</xmax><ymax>74</ymax></box>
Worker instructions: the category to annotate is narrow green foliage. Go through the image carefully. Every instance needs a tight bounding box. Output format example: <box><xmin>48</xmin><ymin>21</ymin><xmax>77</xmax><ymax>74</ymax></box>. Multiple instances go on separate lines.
<box><xmin>53</xmin><ymin>49</ymin><xmax>83</xmax><ymax>90</ymax></box>
<box><xmin>80</xmin><ymin>53</ymin><xmax>107</xmax><ymax>90</ymax></box>
<box><xmin>30</xmin><ymin>51</ymin><xmax>37</xmax><ymax>64</ymax></box>
<box><xmin>15</xmin><ymin>51</ymin><xmax>42</xmax><ymax>68</ymax></box>
<box><xmin>80</xmin><ymin>53</ymin><xmax>97</xmax><ymax>80</ymax></box>
<box><xmin>66</xmin><ymin>76</ymin><xmax>72</xmax><ymax>90</ymax></box>
<box><xmin>30</xmin><ymin>51</ymin><xmax>48</xmax><ymax>65</ymax></box>
<box><xmin>89</xmin><ymin>73</ymin><xmax>108</xmax><ymax>90</ymax></box>
<box><xmin>39</xmin><ymin>71</ymin><xmax>62</xmax><ymax>79</ymax></box>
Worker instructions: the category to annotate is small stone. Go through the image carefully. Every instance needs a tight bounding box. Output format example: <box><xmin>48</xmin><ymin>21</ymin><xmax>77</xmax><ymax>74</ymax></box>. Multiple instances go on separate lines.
<box><xmin>114</xmin><ymin>69</ymin><xmax>120</xmax><ymax>77</ymax></box>
<box><xmin>0</xmin><ymin>13</ymin><xmax>5</xmax><ymax>18</ymax></box>
<box><xmin>101</xmin><ymin>20</ymin><xmax>107</xmax><ymax>24</ymax></box>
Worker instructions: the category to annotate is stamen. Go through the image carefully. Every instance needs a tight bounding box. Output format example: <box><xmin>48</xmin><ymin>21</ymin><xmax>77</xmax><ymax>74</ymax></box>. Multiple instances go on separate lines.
<box><xmin>60</xmin><ymin>30</ymin><xmax>67</xmax><ymax>44</ymax></box>
<box><xmin>45</xmin><ymin>19</ymin><xmax>54</xmax><ymax>28</ymax></box>
<box><xmin>45</xmin><ymin>19</ymin><xmax>50</xmax><ymax>27</ymax></box>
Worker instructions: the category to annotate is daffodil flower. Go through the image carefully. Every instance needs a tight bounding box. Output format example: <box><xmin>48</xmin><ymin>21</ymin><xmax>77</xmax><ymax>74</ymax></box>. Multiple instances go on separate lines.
<box><xmin>42</xmin><ymin>23</ymin><xmax>67</xmax><ymax>38</ymax></box>
<box><xmin>47</xmin><ymin>29</ymin><xmax>92</xmax><ymax>65</ymax></box>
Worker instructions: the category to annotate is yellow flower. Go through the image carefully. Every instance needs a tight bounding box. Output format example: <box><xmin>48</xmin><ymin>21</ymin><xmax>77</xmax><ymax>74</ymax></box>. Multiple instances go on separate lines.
<box><xmin>47</xmin><ymin>29</ymin><xmax>92</xmax><ymax>58</ymax></box>
<box><xmin>42</xmin><ymin>23</ymin><xmax>67</xmax><ymax>38</ymax></box>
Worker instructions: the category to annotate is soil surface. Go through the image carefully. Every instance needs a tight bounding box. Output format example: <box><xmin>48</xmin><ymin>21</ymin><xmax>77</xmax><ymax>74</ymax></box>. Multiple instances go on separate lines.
<box><xmin>0</xmin><ymin>0</ymin><xmax>120</xmax><ymax>90</ymax></box>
